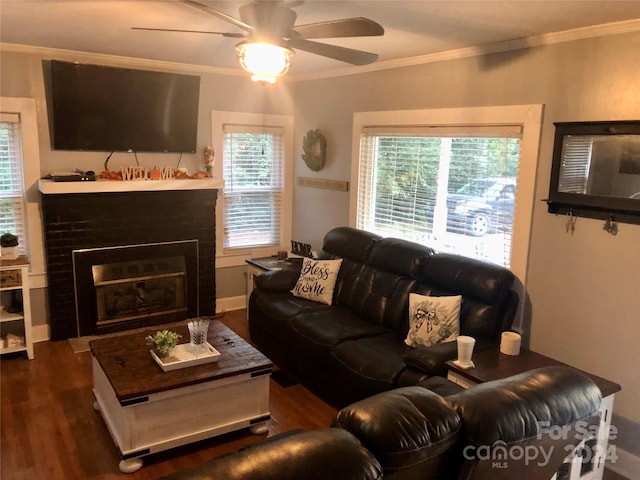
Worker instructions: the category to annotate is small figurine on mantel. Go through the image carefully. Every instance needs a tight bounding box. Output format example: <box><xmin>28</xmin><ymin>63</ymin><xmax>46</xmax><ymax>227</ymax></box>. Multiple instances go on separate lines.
<box><xmin>203</xmin><ymin>145</ymin><xmax>215</xmax><ymax>174</ymax></box>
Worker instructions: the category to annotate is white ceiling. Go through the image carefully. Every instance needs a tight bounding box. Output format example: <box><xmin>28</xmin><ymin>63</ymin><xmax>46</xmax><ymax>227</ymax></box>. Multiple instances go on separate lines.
<box><xmin>2</xmin><ymin>0</ymin><xmax>640</xmax><ymax>79</ymax></box>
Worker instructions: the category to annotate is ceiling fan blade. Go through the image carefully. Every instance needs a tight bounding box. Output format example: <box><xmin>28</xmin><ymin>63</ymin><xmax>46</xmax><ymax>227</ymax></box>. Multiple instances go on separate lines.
<box><xmin>292</xmin><ymin>17</ymin><xmax>384</xmax><ymax>39</ymax></box>
<box><xmin>181</xmin><ymin>0</ymin><xmax>253</xmax><ymax>32</ymax></box>
<box><xmin>132</xmin><ymin>27</ymin><xmax>244</xmax><ymax>38</ymax></box>
<box><xmin>288</xmin><ymin>38</ymin><xmax>378</xmax><ymax>66</ymax></box>
<box><xmin>239</xmin><ymin>2</ymin><xmax>297</xmax><ymax>41</ymax></box>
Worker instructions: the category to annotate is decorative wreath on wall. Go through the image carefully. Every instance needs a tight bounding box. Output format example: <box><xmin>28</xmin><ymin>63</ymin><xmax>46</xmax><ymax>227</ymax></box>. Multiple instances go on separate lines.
<box><xmin>302</xmin><ymin>129</ymin><xmax>327</xmax><ymax>171</ymax></box>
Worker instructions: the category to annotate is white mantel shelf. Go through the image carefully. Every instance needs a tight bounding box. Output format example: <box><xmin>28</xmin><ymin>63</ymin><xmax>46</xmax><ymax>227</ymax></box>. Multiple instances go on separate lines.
<box><xmin>39</xmin><ymin>178</ymin><xmax>224</xmax><ymax>195</ymax></box>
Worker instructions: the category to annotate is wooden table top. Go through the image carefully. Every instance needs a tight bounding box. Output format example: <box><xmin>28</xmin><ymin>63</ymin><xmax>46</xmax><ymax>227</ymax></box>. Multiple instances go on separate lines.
<box><xmin>90</xmin><ymin>319</ymin><xmax>272</xmax><ymax>402</ymax></box>
<box><xmin>0</xmin><ymin>255</ymin><xmax>29</xmax><ymax>268</ymax></box>
<box><xmin>446</xmin><ymin>348</ymin><xmax>621</xmax><ymax>398</ymax></box>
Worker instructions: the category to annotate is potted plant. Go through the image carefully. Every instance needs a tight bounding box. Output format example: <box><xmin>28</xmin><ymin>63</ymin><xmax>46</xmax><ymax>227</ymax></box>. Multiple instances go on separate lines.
<box><xmin>145</xmin><ymin>329</ymin><xmax>182</xmax><ymax>357</ymax></box>
<box><xmin>1</xmin><ymin>233</ymin><xmax>19</xmax><ymax>260</ymax></box>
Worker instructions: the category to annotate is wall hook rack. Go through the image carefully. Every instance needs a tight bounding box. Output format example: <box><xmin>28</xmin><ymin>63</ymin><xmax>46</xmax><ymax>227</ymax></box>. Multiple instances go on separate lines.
<box><xmin>546</xmin><ymin>121</ymin><xmax>640</xmax><ymax>226</ymax></box>
<box><xmin>603</xmin><ymin>215</ymin><xmax>619</xmax><ymax>236</ymax></box>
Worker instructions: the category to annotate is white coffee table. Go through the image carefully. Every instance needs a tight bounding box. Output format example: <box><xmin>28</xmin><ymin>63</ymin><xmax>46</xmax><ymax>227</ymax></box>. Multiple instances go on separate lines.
<box><xmin>90</xmin><ymin>320</ymin><xmax>272</xmax><ymax>473</ymax></box>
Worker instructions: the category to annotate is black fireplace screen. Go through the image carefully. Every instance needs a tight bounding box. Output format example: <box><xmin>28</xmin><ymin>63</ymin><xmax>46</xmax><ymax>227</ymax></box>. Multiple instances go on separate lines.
<box><xmin>92</xmin><ymin>257</ymin><xmax>187</xmax><ymax>325</ymax></box>
<box><xmin>73</xmin><ymin>240</ymin><xmax>199</xmax><ymax>336</ymax></box>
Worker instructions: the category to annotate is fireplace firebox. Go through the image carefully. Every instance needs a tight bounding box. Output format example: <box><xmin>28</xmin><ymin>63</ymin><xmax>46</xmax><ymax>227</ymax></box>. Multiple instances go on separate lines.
<box><xmin>73</xmin><ymin>241</ymin><xmax>198</xmax><ymax>335</ymax></box>
<box><xmin>93</xmin><ymin>257</ymin><xmax>186</xmax><ymax>325</ymax></box>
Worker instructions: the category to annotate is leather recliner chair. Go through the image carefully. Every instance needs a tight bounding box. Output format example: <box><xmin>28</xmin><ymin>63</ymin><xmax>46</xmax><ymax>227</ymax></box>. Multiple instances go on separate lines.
<box><xmin>161</xmin><ymin>366</ymin><xmax>602</xmax><ymax>480</ymax></box>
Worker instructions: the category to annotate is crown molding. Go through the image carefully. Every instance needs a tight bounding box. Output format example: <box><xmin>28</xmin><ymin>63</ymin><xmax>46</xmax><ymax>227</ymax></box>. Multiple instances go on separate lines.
<box><xmin>0</xmin><ymin>42</ymin><xmax>244</xmax><ymax>77</ymax></box>
<box><xmin>2</xmin><ymin>17</ymin><xmax>639</xmax><ymax>82</ymax></box>
<box><xmin>289</xmin><ymin>17</ymin><xmax>640</xmax><ymax>82</ymax></box>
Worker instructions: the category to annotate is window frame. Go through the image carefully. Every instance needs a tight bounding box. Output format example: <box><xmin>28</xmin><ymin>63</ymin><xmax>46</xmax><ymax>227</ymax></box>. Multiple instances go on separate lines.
<box><xmin>0</xmin><ymin>97</ymin><xmax>45</xmax><ymax>287</ymax></box>
<box><xmin>211</xmin><ymin>111</ymin><xmax>294</xmax><ymax>268</ymax></box>
<box><xmin>1</xmin><ymin>113</ymin><xmax>27</xmax><ymax>254</ymax></box>
<box><xmin>350</xmin><ymin>104</ymin><xmax>543</xmax><ymax>287</ymax></box>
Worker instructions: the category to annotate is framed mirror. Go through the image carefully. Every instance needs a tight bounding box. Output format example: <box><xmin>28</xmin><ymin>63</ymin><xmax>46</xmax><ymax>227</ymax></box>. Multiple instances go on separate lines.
<box><xmin>547</xmin><ymin>121</ymin><xmax>640</xmax><ymax>225</ymax></box>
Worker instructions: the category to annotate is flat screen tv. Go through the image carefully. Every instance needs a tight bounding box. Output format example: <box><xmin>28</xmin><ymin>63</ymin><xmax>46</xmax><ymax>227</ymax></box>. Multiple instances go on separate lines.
<box><xmin>48</xmin><ymin>60</ymin><xmax>200</xmax><ymax>153</ymax></box>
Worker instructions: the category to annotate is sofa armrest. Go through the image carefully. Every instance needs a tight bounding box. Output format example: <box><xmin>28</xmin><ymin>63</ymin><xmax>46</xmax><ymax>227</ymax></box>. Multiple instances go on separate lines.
<box><xmin>254</xmin><ymin>269</ymin><xmax>300</xmax><ymax>292</ymax></box>
<box><xmin>332</xmin><ymin>386</ymin><xmax>461</xmax><ymax>478</ymax></box>
<box><xmin>160</xmin><ymin>428</ymin><xmax>382</xmax><ymax>480</ymax></box>
<box><xmin>403</xmin><ymin>341</ymin><xmax>458</xmax><ymax>377</ymax></box>
<box><xmin>449</xmin><ymin>366</ymin><xmax>602</xmax><ymax>480</ymax></box>
<box><xmin>404</xmin><ymin>339</ymin><xmax>495</xmax><ymax>377</ymax></box>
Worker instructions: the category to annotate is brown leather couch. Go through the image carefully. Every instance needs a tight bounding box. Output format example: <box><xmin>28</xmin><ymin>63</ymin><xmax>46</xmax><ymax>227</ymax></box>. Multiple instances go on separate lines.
<box><xmin>248</xmin><ymin>226</ymin><xmax>518</xmax><ymax>407</ymax></box>
<box><xmin>161</xmin><ymin>366</ymin><xmax>602</xmax><ymax>480</ymax></box>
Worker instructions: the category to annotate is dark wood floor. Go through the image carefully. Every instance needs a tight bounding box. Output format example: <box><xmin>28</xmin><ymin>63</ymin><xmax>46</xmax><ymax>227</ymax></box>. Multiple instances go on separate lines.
<box><xmin>0</xmin><ymin>310</ymin><xmax>337</xmax><ymax>480</ymax></box>
<box><xmin>1</xmin><ymin>309</ymin><xmax>629</xmax><ymax>480</ymax></box>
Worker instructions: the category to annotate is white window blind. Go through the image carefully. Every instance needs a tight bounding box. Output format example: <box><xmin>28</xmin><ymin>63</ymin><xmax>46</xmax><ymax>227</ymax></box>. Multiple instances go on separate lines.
<box><xmin>222</xmin><ymin>124</ymin><xmax>284</xmax><ymax>250</ymax></box>
<box><xmin>0</xmin><ymin>114</ymin><xmax>27</xmax><ymax>255</ymax></box>
<box><xmin>357</xmin><ymin>125</ymin><xmax>522</xmax><ymax>268</ymax></box>
<box><xmin>558</xmin><ymin>136</ymin><xmax>593</xmax><ymax>194</ymax></box>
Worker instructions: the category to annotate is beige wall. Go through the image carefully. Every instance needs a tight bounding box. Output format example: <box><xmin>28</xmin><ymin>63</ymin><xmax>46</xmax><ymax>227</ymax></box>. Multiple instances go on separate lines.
<box><xmin>0</xmin><ymin>51</ymin><xmax>293</xmax><ymax>176</ymax></box>
<box><xmin>289</xmin><ymin>32</ymin><xmax>640</xmax><ymax>430</ymax></box>
<box><xmin>2</xmin><ymin>29</ymin><xmax>639</xmax><ymax>453</ymax></box>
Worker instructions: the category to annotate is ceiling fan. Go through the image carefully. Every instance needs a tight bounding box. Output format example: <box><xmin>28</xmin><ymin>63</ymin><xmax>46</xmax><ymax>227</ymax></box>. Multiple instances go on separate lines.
<box><xmin>133</xmin><ymin>0</ymin><xmax>384</xmax><ymax>82</ymax></box>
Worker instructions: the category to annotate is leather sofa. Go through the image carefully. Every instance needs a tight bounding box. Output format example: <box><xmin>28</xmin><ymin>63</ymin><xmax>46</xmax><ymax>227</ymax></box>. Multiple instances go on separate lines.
<box><xmin>249</xmin><ymin>226</ymin><xmax>518</xmax><ymax>407</ymax></box>
<box><xmin>161</xmin><ymin>366</ymin><xmax>602</xmax><ymax>480</ymax></box>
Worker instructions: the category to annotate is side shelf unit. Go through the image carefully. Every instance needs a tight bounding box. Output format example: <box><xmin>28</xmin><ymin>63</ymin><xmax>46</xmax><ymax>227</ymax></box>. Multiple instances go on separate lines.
<box><xmin>0</xmin><ymin>255</ymin><xmax>33</xmax><ymax>359</ymax></box>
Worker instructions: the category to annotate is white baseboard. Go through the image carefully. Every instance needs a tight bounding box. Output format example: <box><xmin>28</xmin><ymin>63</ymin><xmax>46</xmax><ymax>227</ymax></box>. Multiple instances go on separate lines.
<box><xmin>216</xmin><ymin>295</ymin><xmax>247</xmax><ymax>313</ymax></box>
<box><xmin>32</xmin><ymin>323</ymin><xmax>50</xmax><ymax>343</ymax></box>
<box><xmin>607</xmin><ymin>447</ymin><xmax>640</xmax><ymax>478</ymax></box>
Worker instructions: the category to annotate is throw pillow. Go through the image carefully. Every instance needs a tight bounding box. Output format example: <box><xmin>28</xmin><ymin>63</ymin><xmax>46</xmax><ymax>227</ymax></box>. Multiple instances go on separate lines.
<box><xmin>405</xmin><ymin>293</ymin><xmax>462</xmax><ymax>348</ymax></box>
<box><xmin>291</xmin><ymin>258</ymin><xmax>343</xmax><ymax>305</ymax></box>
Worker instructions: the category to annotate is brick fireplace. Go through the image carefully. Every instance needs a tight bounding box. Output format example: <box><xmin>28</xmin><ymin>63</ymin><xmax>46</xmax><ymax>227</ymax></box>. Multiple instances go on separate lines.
<box><xmin>40</xmin><ymin>180</ymin><xmax>221</xmax><ymax>340</ymax></box>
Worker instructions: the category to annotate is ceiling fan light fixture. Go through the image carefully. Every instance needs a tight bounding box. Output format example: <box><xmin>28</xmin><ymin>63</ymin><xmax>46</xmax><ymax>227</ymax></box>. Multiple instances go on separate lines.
<box><xmin>237</xmin><ymin>42</ymin><xmax>292</xmax><ymax>83</ymax></box>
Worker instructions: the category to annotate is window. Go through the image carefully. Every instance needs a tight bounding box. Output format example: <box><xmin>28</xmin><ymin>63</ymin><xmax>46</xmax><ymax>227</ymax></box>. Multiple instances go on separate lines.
<box><xmin>212</xmin><ymin>111</ymin><xmax>293</xmax><ymax>267</ymax></box>
<box><xmin>0</xmin><ymin>113</ymin><xmax>27</xmax><ymax>255</ymax></box>
<box><xmin>223</xmin><ymin>126</ymin><xmax>284</xmax><ymax>249</ymax></box>
<box><xmin>1</xmin><ymin>97</ymin><xmax>47</xmax><ymax>289</ymax></box>
<box><xmin>351</xmin><ymin>105</ymin><xmax>542</xmax><ymax>284</ymax></box>
<box><xmin>357</xmin><ymin>129</ymin><xmax>521</xmax><ymax>267</ymax></box>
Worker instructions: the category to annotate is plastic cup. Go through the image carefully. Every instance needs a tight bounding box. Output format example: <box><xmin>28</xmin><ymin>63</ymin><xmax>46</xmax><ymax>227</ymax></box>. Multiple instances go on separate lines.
<box><xmin>457</xmin><ymin>336</ymin><xmax>476</xmax><ymax>365</ymax></box>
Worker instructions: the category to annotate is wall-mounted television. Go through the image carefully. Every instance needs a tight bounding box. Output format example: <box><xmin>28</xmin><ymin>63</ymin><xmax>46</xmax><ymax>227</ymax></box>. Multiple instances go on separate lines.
<box><xmin>47</xmin><ymin>60</ymin><xmax>200</xmax><ymax>153</ymax></box>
